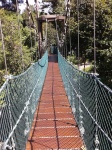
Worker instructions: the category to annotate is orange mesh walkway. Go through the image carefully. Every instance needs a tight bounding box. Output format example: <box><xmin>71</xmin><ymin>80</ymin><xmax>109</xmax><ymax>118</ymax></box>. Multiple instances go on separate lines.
<box><xmin>26</xmin><ymin>55</ymin><xmax>84</xmax><ymax>150</ymax></box>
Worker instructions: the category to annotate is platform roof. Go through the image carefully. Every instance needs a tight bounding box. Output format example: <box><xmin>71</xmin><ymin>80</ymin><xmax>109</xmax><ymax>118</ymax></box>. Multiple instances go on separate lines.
<box><xmin>38</xmin><ymin>15</ymin><xmax>65</xmax><ymax>22</ymax></box>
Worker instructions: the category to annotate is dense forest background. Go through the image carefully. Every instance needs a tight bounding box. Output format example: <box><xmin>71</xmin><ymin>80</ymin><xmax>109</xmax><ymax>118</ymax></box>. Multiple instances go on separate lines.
<box><xmin>0</xmin><ymin>0</ymin><xmax>112</xmax><ymax>89</ymax></box>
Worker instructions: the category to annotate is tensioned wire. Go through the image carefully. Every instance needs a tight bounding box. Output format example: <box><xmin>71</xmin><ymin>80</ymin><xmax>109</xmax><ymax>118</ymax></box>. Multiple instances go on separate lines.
<box><xmin>58</xmin><ymin>51</ymin><xmax>112</xmax><ymax>150</ymax></box>
<box><xmin>0</xmin><ymin>52</ymin><xmax>48</xmax><ymax>150</ymax></box>
<box><xmin>16</xmin><ymin>0</ymin><xmax>24</xmax><ymax>71</ymax></box>
<box><xmin>0</xmin><ymin>19</ymin><xmax>8</xmax><ymax>75</ymax></box>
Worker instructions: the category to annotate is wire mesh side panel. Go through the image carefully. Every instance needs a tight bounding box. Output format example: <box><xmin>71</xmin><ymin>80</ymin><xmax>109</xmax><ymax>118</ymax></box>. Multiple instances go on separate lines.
<box><xmin>0</xmin><ymin>52</ymin><xmax>48</xmax><ymax>150</ymax></box>
<box><xmin>58</xmin><ymin>52</ymin><xmax>112</xmax><ymax>150</ymax></box>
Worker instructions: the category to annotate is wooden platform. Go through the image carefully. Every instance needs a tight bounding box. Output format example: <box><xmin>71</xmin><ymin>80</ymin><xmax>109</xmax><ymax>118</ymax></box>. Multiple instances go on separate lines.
<box><xmin>25</xmin><ymin>55</ymin><xmax>84</xmax><ymax>150</ymax></box>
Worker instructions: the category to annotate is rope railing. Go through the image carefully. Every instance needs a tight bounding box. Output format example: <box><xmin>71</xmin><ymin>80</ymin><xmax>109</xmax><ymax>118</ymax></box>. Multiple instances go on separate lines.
<box><xmin>58</xmin><ymin>51</ymin><xmax>112</xmax><ymax>150</ymax></box>
<box><xmin>0</xmin><ymin>51</ymin><xmax>48</xmax><ymax>150</ymax></box>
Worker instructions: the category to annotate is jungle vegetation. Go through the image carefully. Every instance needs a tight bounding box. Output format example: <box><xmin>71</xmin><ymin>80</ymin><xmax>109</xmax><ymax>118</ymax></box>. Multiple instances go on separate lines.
<box><xmin>0</xmin><ymin>0</ymin><xmax>112</xmax><ymax>89</ymax></box>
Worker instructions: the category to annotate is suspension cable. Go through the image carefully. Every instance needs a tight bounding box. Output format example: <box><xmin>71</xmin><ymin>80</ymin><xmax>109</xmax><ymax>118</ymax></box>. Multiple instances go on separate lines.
<box><xmin>0</xmin><ymin>19</ymin><xmax>8</xmax><ymax>75</ymax></box>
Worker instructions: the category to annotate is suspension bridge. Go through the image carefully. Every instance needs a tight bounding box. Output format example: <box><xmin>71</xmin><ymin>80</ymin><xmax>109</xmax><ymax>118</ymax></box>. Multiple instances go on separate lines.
<box><xmin>0</xmin><ymin>51</ymin><xmax>112</xmax><ymax>150</ymax></box>
<box><xmin>0</xmin><ymin>0</ymin><xmax>112</xmax><ymax>149</ymax></box>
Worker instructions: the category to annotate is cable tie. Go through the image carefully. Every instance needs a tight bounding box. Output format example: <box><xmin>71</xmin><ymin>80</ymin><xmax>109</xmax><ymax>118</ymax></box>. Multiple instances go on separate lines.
<box><xmin>76</xmin><ymin>94</ymin><xmax>82</xmax><ymax>99</ymax></box>
<box><xmin>4</xmin><ymin>75</ymin><xmax>13</xmax><ymax>80</ymax></box>
<box><xmin>80</xmin><ymin>121</ymin><xmax>83</xmax><ymax>124</ymax></box>
<box><xmin>95</xmin><ymin>148</ymin><xmax>99</xmax><ymax>150</ymax></box>
<box><xmin>0</xmin><ymin>143</ymin><xmax>12</xmax><ymax>150</ymax></box>
<box><xmin>95</xmin><ymin>135</ymin><xmax>100</xmax><ymax>146</ymax></box>
<box><xmin>25</xmin><ymin>101</ymin><xmax>29</xmax><ymax>106</ymax></box>
<box><xmin>31</xmin><ymin>63</ymin><xmax>35</xmax><ymax>65</ymax></box>
<box><xmin>80</xmin><ymin>115</ymin><xmax>83</xmax><ymax>119</ymax></box>
<box><xmin>79</xmin><ymin>126</ymin><xmax>85</xmax><ymax>135</ymax></box>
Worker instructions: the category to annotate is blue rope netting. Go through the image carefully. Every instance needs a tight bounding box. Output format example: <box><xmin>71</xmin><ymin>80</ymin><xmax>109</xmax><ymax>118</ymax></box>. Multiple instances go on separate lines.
<box><xmin>58</xmin><ymin>51</ymin><xmax>112</xmax><ymax>150</ymax></box>
<box><xmin>0</xmin><ymin>51</ymin><xmax>48</xmax><ymax>150</ymax></box>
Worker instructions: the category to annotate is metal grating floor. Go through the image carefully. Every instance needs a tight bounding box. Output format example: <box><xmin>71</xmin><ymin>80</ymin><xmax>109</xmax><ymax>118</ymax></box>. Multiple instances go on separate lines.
<box><xmin>25</xmin><ymin>55</ymin><xmax>84</xmax><ymax>150</ymax></box>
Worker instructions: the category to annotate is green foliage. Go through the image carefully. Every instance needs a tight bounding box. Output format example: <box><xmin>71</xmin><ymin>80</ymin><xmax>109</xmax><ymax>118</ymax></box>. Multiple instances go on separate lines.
<box><xmin>46</xmin><ymin>23</ymin><xmax>57</xmax><ymax>47</ymax></box>
<box><xmin>0</xmin><ymin>9</ymin><xmax>38</xmax><ymax>86</ymax></box>
<box><xmin>53</xmin><ymin>0</ymin><xmax>65</xmax><ymax>14</ymax></box>
<box><xmin>0</xmin><ymin>0</ymin><xmax>112</xmax><ymax>89</ymax></box>
<box><xmin>67</xmin><ymin>55</ymin><xmax>78</xmax><ymax>65</ymax></box>
<box><xmin>84</xmin><ymin>65</ymin><xmax>94</xmax><ymax>72</ymax></box>
<box><xmin>53</xmin><ymin>0</ymin><xmax>112</xmax><ymax>88</ymax></box>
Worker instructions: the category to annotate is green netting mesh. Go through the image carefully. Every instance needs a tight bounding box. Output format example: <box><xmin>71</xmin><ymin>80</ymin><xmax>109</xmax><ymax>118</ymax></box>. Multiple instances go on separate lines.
<box><xmin>0</xmin><ymin>51</ymin><xmax>112</xmax><ymax>150</ymax></box>
<box><xmin>0</xmin><ymin>52</ymin><xmax>48</xmax><ymax>150</ymax></box>
<box><xmin>58</xmin><ymin>51</ymin><xmax>112</xmax><ymax>150</ymax></box>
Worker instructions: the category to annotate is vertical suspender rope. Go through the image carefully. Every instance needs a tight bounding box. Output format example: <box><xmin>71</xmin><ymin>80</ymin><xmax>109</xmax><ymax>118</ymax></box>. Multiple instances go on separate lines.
<box><xmin>69</xmin><ymin>20</ymin><xmax>71</xmax><ymax>56</ymax></box>
<box><xmin>65</xmin><ymin>0</ymin><xmax>71</xmax><ymax>58</ymax></box>
<box><xmin>95</xmin><ymin>79</ymin><xmax>99</xmax><ymax>150</ymax></box>
<box><xmin>63</xmin><ymin>23</ymin><xmax>66</xmax><ymax>58</ymax></box>
<box><xmin>77</xmin><ymin>0</ymin><xmax>80</xmax><ymax>70</ymax></box>
<box><xmin>16</xmin><ymin>0</ymin><xmax>24</xmax><ymax>71</ymax></box>
<box><xmin>35</xmin><ymin>0</ymin><xmax>39</xmax><ymax>19</ymax></box>
<box><xmin>64</xmin><ymin>21</ymin><xmax>67</xmax><ymax>59</ymax></box>
<box><xmin>1</xmin><ymin>16</ymin><xmax>15</xmax><ymax>149</ymax></box>
<box><xmin>0</xmin><ymin>19</ymin><xmax>8</xmax><ymax>75</ymax></box>
<box><xmin>76</xmin><ymin>0</ymin><xmax>85</xmax><ymax>137</ymax></box>
<box><xmin>64</xmin><ymin>22</ymin><xmax>67</xmax><ymax>58</ymax></box>
<box><xmin>28</xmin><ymin>7</ymin><xmax>33</xmax><ymax>62</ymax></box>
<box><xmin>64</xmin><ymin>1</ymin><xmax>67</xmax><ymax>58</ymax></box>
<box><xmin>26</xmin><ymin>0</ymin><xmax>40</xmax><ymax>61</ymax></box>
<box><xmin>55</xmin><ymin>18</ymin><xmax>59</xmax><ymax>50</ymax></box>
<box><xmin>94</xmin><ymin>0</ymin><xmax>96</xmax><ymax>74</ymax></box>
<box><xmin>93</xmin><ymin>1</ymin><xmax>99</xmax><ymax>149</ymax></box>
<box><xmin>64</xmin><ymin>39</ymin><xmax>66</xmax><ymax>58</ymax></box>
<box><xmin>34</xmin><ymin>28</ymin><xmax>37</xmax><ymax>61</ymax></box>
<box><xmin>7</xmin><ymin>82</ymin><xmax>16</xmax><ymax>150</ymax></box>
<box><xmin>68</xmin><ymin>1</ymin><xmax>71</xmax><ymax>56</ymax></box>
<box><xmin>30</xmin><ymin>25</ymin><xmax>33</xmax><ymax>61</ymax></box>
<box><xmin>34</xmin><ymin>0</ymin><xmax>41</xmax><ymax>59</ymax></box>
<box><xmin>26</xmin><ymin>0</ymin><xmax>35</xmax><ymax>61</ymax></box>
<box><xmin>67</xmin><ymin>0</ymin><xmax>71</xmax><ymax>56</ymax></box>
<box><xmin>45</xmin><ymin>19</ymin><xmax>48</xmax><ymax>50</ymax></box>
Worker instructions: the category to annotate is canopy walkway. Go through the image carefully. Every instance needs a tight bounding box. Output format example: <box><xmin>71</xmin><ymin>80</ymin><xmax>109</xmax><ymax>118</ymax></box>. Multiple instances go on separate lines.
<box><xmin>0</xmin><ymin>51</ymin><xmax>112</xmax><ymax>150</ymax></box>
<box><xmin>25</xmin><ymin>54</ymin><xmax>84</xmax><ymax>149</ymax></box>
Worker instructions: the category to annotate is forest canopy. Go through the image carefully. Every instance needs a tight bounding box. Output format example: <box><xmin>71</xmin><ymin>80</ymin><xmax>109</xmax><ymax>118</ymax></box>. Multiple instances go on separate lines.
<box><xmin>0</xmin><ymin>7</ymin><xmax>38</xmax><ymax>85</ymax></box>
<box><xmin>0</xmin><ymin>0</ymin><xmax>112</xmax><ymax>89</ymax></box>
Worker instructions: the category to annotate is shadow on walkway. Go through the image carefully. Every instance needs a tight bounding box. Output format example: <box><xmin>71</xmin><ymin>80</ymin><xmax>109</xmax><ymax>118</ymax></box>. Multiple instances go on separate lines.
<box><xmin>25</xmin><ymin>54</ymin><xmax>84</xmax><ymax>150</ymax></box>
<box><xmin>48</xmin><ymin>54</ymin><xmax>58</xmax><ymax>63</ymax></box>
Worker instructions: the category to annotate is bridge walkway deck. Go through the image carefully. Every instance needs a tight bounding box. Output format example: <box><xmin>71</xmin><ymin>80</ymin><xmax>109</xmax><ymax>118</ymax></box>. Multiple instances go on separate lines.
<box><xmin>26</xmin><ymin>55</ymin><xmax>84</xmax><ymax>150</ymax></box>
